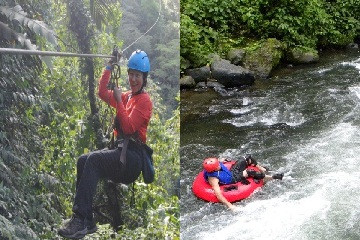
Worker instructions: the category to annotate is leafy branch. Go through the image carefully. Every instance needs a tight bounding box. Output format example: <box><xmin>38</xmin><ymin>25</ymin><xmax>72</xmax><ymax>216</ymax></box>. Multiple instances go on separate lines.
<box><xmin>0</xmin><ymin>4</ymin><xmax>58</xmax><ymax>48</ymax></box>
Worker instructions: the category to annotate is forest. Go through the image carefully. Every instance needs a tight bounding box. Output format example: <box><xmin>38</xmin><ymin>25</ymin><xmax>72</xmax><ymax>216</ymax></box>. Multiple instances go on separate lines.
<box><xmin>181</xmin><ymin>0</ymin><xmax>360</xmax><ymax>71</ymax></box>
<box><xmin>0</xmin><ymin>0</ymin><xmax>179</xmax><ymax>239</ymax></box>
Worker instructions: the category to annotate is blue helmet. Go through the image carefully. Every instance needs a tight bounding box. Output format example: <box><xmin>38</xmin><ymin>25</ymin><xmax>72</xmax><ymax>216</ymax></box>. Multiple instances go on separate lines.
<box><xmin>127</xmin><ymin>50</ymin><xmax>150</xmax><ymax>73</ymax></box>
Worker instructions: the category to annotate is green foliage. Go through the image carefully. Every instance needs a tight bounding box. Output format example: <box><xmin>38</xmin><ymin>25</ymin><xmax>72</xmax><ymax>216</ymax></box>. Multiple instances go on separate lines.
<box><xmin>120</xmin><ymin>0</ymin><xmax>179</xmax><ymax>117</ymax></box>
<box><xmin>0</xmin><ymin>5</ymin><xmax>58</xmax><ymax>46</ymax></box>
<box><xmin>89</xmin><ymin>0</ymin><xmax>120</xmax><ymax>31</ymax></box>
<box><xmin>0</xmin><ymin>3</ymin><xmax>58</xmax><ymax>70</ymax></box>
<box><xmin>180</xmin><ymin>13</ymin><xmax>211</xmax><ymax>70</ymax></box>
<box><xmin>255</xmin><ymin>0</ymin><xmax>329</xmax><ymax>48</ymax></box>
<box><xmin>182</xmin><ymin>0</ymin><xmax>242</xmax><ymax>33</ymax></box>
<box><xmin>181</xmin><ymin>0</ymin><xmax>360</xmax><ymax>69</ymax></box>
<box><xmin>321</xmin><ymin>0</ymin><xmax>360</xmax><ymax>46</ymax></box>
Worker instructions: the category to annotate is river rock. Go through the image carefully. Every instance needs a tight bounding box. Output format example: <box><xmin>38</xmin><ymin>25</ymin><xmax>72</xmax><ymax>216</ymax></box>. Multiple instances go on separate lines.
<box><xmin>184</xmin><ymin>66</ymin><xmax>211</xmax><ymax>83</ymax></box>
<box><xmin>208</xmin><ymin>53</ymin><xmax>221</xmax><ymax>63</ymax></box>
<box><xmin>180</xmin><ymin>75</ymin><xmax>196</xmax><ymax>89</ymax></box>
<box><xmin>227</xmin><ymin>49</ymin><xmax>245</xmax><ymax>65</ymax></box>
<box><xmin>243</xmin><ymin>38</ymin><xmax>284</xmax><ymax>78</ymax></box>
<box><xmin>196</xmin><ymin>81</ymin><xmax>225</xmax><ymax>89</ymax></box>
<box><xmin>210</xmin><ymin>59</ymin><xmax>255</xmax><ymax>87</ymax></box>
<box><xmin>206</xmin><ymin>81</ymin><xmax>225</xmax><ymax>88</ymax></box>
<box><xmin>287</xmin><ymin>46</ymin><xmax>319</xmax><ymax>64</ymax></box>
<box><xmin>347</xmin><ymin>43</ymin><xmax>358</xmax><ymax>49</ymax></box>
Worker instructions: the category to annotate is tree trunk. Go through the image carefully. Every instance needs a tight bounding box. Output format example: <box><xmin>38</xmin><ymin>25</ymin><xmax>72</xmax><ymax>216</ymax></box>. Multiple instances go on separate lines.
<box><xmin>66</xmin><ymin>0</ymin><xmax>105</xmax><ymax>150</ymax></box>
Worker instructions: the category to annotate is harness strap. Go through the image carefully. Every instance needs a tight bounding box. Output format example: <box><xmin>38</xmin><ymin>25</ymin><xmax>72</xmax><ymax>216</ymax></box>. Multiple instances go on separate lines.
<box><xmin>130</xmin><ymin>182</ymin><xmax>135</xmax><ymax>208</ymax></box>
<box><xmin>120</xmin><ymin>137</ymin><xmax>130</xmax><ymax>165</ymax></box>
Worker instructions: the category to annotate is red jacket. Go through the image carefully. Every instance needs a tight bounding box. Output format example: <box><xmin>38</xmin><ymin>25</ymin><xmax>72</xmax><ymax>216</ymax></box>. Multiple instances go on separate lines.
<box><xmin>98</xmin><ymin>69</ymin><xmax>152</xmax><ymax>143</ymax></box>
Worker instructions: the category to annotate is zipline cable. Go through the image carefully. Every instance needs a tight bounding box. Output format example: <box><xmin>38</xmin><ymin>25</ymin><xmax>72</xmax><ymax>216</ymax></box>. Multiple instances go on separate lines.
<box><xmin>0</xmin><ymin>48</ymin><xmax>113</xmax><ymax>59</ymax></box>
<box><xmin>121</xmin><ymin>0</ymin><xmax>162</xmax><ymax>53</ymax></box>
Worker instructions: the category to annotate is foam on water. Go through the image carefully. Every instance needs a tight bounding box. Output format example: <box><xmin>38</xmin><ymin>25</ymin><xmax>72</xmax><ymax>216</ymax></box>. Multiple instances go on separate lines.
<box><xmin>317</xmin><ymin>67</ymin><xmax>332</xmax><ymax>74</ymax></box>
<box><xmin>198</xmin><ymin>189</ymin><xmax>330</xmax><ymax>240</ymax></box>
<box><xmin>349</xmin><ymin>86</ymin><xmax>360</xmax><ymax>100</ymax></box>
<box><xmin>224</xmin><ymin>104</ymin><xmax>306</xmax><ymax>127</ymax></box>
<box><xmin>341</xmin><ymin>59</ymin><xmax>360</xmax><ymax>72</ymax></box>
<box><xmin>229</xmin><ymin>107</ymin><xmax>254</xmax><ymax>115</ymax></box>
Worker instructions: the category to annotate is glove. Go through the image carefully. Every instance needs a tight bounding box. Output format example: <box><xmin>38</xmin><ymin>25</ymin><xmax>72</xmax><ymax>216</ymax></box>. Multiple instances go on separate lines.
<box><xmin>223</xmin><ymin>158</ymin><xmax>231</xmax><ymax>162</ymax></box>
<box><xmin>107</xmin><ymin>47</ymin><xmax>121</xmax><ymax>69</ymax></box>
<box><xmin>110</xmin><ymin>47</ymin><xmax>121</xmax><ymax>64</ymax></box>
<box><xmin>245</xmin><ymin>154</ymin><xmax>257</xmax><ymax>166</ymax></box>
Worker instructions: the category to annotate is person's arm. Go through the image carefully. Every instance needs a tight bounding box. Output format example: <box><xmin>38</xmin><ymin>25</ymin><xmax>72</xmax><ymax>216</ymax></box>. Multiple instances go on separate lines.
<box><xmin>218</xmin><ymin>157</ymin><xmax>231</xmax><ymax>162</ymax></box>
<box><xmin>256</xmin><ymin>164</ymin><xmax>267</xmax><ymax>173</ymax></box>
<box><xmin>98</xmin><ymin>69</ymin><xmax>118</xmax><ymax>108</ymax></box>
<box><xmin>208</xmin><ymin>177</ymin><xmax>237</xmax><ymax>211</ymax></box>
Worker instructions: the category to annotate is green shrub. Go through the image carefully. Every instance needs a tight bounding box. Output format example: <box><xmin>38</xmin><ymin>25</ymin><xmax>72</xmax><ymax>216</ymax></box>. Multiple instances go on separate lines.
<box><xmin>180</xmin><ymin>14</ymin><xmax>212</xmax><ymax>70</ymax></box>
<box><xmin>180</xmin><ymin>0</ymin><xmax>360</xmax><ymax>70</ymax></box>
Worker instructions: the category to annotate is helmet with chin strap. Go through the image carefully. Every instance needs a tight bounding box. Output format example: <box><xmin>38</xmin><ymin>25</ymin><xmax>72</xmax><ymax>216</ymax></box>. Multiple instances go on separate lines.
<box><xmin>203</xmin><ymin>157</ymin><xmax>220</xmax><ymax>172</ymax></box>
<box><xmin>128</xmin><ymin>50</ymin><xmax>150</xmax><ymax>73</ymax></box>
<box><xmin>127</xmin><ymin>50</ymin><xmax>150</xmax><ymax>94</ymax></box>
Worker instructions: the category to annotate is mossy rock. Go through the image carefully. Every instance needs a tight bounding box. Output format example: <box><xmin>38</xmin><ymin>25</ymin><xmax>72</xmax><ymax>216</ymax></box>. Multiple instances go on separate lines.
<box><xmin>180</xmin><ymin>76</ymin><xmax>196</xmax><ymax>89</ymax></box>
<box><xmin>243</xmin><ymin>38</ymin><xmax>284</xmax><ymax>78</ymax></box>
<box><xmin>227</xmin><ymin>49</ymin><xmax>245</xmax><ymax>65</ymax></box>
<box><xmin>287</xmin><ymin>46</ymin><xmax>319</xmax><ymax>64</ymax></box>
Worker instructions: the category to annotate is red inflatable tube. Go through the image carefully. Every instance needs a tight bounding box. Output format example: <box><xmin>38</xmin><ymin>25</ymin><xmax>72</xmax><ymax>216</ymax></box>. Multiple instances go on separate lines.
<box><xmin>192</xmin><ymin>161</ymin><xmax>264</xmax><ymax>203</ymax></box>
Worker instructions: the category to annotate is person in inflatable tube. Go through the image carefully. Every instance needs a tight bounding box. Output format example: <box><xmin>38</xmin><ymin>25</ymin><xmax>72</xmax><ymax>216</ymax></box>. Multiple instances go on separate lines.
<box><xmin>203</xmin><ymin>155</ymin><xmax>283</xmax><ymax>211</ymax></box>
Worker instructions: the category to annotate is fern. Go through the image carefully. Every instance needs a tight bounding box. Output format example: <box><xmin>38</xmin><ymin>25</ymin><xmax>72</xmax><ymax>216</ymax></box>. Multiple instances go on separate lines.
<box><xmin>0</xmin><ymin>5</ymin><xmax>58</xmax><ymax>47</ymax></box>
<box><xmin>0</xmin><ymin>5</ymin><xmax>58</xmax><ymax>69</ymax></box>
<box><xmin>0</xmin><ymin>21</ymin><xmax>18</xmax><ymax>42</ymax></box>
<box><xmin>90</xmin><ymin>0</ymin><xmax>116</xmax><ymax>30</ymax></box>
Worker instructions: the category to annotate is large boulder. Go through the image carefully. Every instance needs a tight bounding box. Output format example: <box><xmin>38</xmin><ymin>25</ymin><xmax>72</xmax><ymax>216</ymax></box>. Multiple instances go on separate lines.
<box><xmin>243</xmin><ymin>38</ymin><xmax>284</xmax><ymax>78</ymax></box>
<box><xmin>210</xmin><ymin>58</ymin><xmax>255</xmax><ymax>87</ymax></box>
<box><xmin>184</xmin><ymin>66</ymin><xmax>211</xmax><ymax>83</ymax></box>
<box><xmin>180</xmin><ymin>75</ymin><xmax>196</xmax><ymax>89</ymax></box>
<box><xmin>287</xmin><ymin>46</ymin><xmax>319</xmax><ymax>64</ymax></box>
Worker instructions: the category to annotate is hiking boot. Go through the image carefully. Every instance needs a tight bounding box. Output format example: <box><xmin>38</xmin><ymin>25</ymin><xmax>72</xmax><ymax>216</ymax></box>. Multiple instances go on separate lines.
<box><xmin>86</xmin><ymin>219</ymin><xmax>97</xmax><ymax>234</ymax></box>
<box><xmin>272</xmin><ymin>173</ymin><xmax>284</xmax><ymax>180</ymax></box>
<box><xmin>246</xmin><ymin>170</ymin><xmax>265</xmax><ymax>179</ymax></box>
<box><xmin>58</xmin><ymin>215</ymin><xmax>87</xmax><ymax>239</ymax></box>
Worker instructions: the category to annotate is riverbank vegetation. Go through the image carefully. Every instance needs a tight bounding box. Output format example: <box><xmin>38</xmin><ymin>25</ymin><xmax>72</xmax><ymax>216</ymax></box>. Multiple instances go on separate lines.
<box><xmin>181</xmin><ymin>0</ymin><xmax>360</xmax><ymax>71</ymax></box>
<box><xmin>0</xmin><ymin>0</ymin><xmax>179</xmax><ymax>239</ymax></box>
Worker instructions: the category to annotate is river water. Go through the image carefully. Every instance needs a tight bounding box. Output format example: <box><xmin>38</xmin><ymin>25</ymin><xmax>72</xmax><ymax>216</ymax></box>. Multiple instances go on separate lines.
<box><xmin>180</xmin><ymin>51</ymin><xmax>360</xmax><ymax>240</ymax></box>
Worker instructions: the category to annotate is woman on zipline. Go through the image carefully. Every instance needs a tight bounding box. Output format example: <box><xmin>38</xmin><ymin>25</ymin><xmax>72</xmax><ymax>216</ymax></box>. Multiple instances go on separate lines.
<box><xmin>58</xmin><ymin>50</ymin><xmax>153</xmax><ymax>239</ymax></box>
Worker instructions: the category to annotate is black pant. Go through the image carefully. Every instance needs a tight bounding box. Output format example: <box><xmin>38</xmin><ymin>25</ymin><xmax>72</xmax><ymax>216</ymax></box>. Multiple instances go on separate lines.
<box><xmin>230</xmin><ymin>159</ymin><xmax>248</xmax><ymax>183</ymax></box>
<box><xmin>72</xmin><ymin>144</ymin><xmax>142</xmax><ymax>223</ymax></box>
